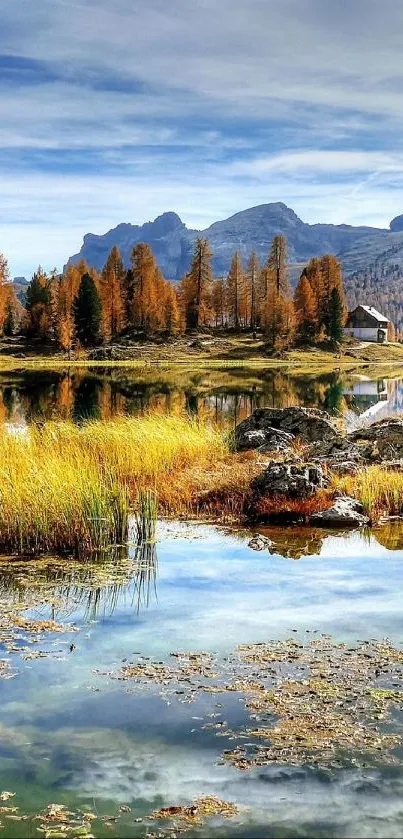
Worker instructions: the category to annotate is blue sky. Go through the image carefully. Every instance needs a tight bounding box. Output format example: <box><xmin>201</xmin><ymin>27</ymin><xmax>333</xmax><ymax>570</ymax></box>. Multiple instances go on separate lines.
<box><xmin>2</xmin><ymin>0</ymin><xmax>403</xmax><ymax>276</ymax></box>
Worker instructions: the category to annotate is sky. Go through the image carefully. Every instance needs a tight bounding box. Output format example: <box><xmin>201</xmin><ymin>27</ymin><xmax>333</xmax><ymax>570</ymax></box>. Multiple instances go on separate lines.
<box><xmin>2</xmin><ymin>0</ymin><xmax>403</xmax><ymax>277</ymax></box>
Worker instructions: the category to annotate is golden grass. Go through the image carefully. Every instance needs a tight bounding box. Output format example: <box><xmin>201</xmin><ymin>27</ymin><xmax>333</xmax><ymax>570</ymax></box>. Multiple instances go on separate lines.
<box><xmin>334</xmin><ymin>465</ymin><xmax>403</xmax><ymax>520</ymax></box>
<box><xmin>244</xmin><ymin>489</ymin><xmax>334</xmax><ymax>522</ymax></box>
<box><xmin>0</xmin><ymin>415</ymin><xmax>230</xmax><ymax>556</ymax></box>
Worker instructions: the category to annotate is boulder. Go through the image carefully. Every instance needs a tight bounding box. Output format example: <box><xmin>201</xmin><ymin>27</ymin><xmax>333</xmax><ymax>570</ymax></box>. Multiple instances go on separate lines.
<box><xmin>234</xmin><ymin>407</ymin><xmax>338</xmax><ymax>451</ymax></box>
<box><xmin>309</xmin><ymin>496</ymin><xmax>370</xmax><ymax>528</ymax></box>
<box><xmin>349</xmin><ymin>419</ymin><xmax>403</xmax><ymax>461</ymax></box>
<box><xmin>237</xmin><ymin>426</ymin><xmax>294</xmax><ymax>452</ymax></box>
<box><xmin>250</xmin><ymin>461</ymin><xmax>327</xmax><ymax>500</ymax></box>
<box><xmin>308</xmin><ymin>435</ymin><xmax>366</xmax><ymax>472</ymax></box>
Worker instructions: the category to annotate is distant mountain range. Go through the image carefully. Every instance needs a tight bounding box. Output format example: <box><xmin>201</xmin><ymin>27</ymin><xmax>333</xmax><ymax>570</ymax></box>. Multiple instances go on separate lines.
<box><xmin>65</xmin><ymin>203</ymin><xmax>403</xmax><ymax>283</ymax></box>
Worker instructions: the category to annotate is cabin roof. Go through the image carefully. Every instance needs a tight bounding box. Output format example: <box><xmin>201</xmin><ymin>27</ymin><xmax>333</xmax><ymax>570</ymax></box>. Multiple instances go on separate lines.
<box><xmin>352</xmin><ymin>305</ymin><xmax>390</xmax><ymax>324</ymax></box>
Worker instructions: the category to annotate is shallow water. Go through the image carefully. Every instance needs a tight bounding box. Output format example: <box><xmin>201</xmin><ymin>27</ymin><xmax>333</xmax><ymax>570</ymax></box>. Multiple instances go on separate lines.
<box><xmin>0</xmin><ymin>365</ymin><xmax>400</xmax><ymax>427</ymax></box>
<box><xmin>2</xmin><ymin>522</ymin><xmax>403</xmax><ymax>837</ymax></box>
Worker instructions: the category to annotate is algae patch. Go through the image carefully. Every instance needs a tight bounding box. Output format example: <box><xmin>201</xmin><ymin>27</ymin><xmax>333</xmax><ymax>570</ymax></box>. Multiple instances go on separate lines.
<box><xmin>107</xmin><ymin>635</ymin><xmax>403</xmax><ymax>771</ymax></box>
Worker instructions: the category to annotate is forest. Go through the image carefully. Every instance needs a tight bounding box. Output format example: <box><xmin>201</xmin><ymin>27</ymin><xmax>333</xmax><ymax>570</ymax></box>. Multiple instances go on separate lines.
<box><xmin>0</xmin><ymin>236</ymin><xmax>349</xmax><ymax>352</ymax></box>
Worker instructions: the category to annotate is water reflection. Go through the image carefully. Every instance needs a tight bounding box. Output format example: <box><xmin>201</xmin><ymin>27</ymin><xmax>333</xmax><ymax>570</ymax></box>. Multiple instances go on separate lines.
<box><xmin>0</xmin><ymin>366</ymin><xmax>401</xmax><ymax>426</ymax></box>
<box><xmin>2</xmin><ymin>523</ymin><xmax>403</xmax><ymax>838</ymax></box>
<box><xmin>0</xmin><ymin>522</ymin><xmax>402</xmax><ymax>629</ymax></box>
<box><xmin>0</xmin><ymin>536</ymin><xmax>158</xmax><ymax>622</ymax></box>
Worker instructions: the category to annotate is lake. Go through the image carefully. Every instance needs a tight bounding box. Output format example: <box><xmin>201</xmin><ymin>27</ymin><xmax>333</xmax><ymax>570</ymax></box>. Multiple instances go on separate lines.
<box><xmin>2</xmin><ymin>364</ymin><xmax>403</xmax><ymax>838</ymax></box>
<box><xmin>0</xmin><ymin>364</ymin><xmax>401</xmax><ymax>426</ymax></box>
<box><xmin>2</xmin><ymin>521</ymin><xmax>403</xmax><ymax>838</ymax></box>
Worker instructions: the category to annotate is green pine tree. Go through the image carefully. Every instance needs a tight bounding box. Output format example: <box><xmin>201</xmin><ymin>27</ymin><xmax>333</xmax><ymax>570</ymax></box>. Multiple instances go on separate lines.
<box><xmin>25</xmin><ymin>269</ymin><xmax>51</xmax><ymax>310</ymax></box>
<box><xmin>328</xmin><ymin>287</ymin><xmax>344</xmax><ymax>343</ymax></box>
<box><xmin>73</xmin><ymin>273</ymin><xmax>102</xmax><ymax>346</ymax></box>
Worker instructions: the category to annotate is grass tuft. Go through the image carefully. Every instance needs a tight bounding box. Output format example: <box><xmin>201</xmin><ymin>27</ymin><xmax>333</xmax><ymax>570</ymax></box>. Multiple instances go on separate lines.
<box><xmin>0</xmin><ymin>415</ymin><xmax>228</xmax><ymax>556</ymax></box>
<box><xmin>334</xmin><ymin>466</ymin><xmax>403</xmax><ymax>520</ymax></box>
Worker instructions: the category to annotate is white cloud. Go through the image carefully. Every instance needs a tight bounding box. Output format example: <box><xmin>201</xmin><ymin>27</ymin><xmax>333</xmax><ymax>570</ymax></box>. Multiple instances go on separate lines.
<box><xmin>2</xmin><ymin>0</ymin><xmax>403</xmax><ymax>273</ymax></box>
<box><xmin>228</xmin><ymin>150</ymin><xmax>403</xmax><ymax>177</ymax></box>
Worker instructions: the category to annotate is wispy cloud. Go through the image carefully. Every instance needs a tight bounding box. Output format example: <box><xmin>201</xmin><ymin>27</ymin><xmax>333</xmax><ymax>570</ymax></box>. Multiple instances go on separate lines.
<box><xmin>2</xmin><ymin>0</ymin><xmax>403</xmax><ymax>274</ymax></box>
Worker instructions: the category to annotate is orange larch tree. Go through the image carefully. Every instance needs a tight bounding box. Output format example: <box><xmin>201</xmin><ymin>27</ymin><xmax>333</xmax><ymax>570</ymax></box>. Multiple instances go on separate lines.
<box><xmin>180</xmin><ymin>238</ymin><xmax>213</xmax><ymax>330</ymax></box>
<box><xmin>101</xmin><ymin>245</ymin><xmax>126</xmax><ymax>342</ymax></box>
<box><xmin>246</xmin><ymin>251</ymin><xmax>260</xmax><ymax>331</ymax></box>
<box><xmin>293</xmin><ymin>273</ymin><xmax>318</xmax><ymax>343</ymax></box>
<box><xmin>226</xmin><ymin>251</ymin><xmax>245</xmax><ymax>329</ymax></box>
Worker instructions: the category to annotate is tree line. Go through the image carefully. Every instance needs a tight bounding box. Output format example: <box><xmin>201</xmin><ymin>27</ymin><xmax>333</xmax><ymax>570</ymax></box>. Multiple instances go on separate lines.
<box><xmin>0</xmin><ymin>235</ymin><xmax>348</xmax><ymax>350</ymax></box>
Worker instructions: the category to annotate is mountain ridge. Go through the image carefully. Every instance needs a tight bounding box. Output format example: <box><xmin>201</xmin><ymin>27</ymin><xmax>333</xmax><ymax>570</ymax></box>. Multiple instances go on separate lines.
<box><xmin>65</xmin><ymin>202</ymin><xmax>401</xmax><ymax>280</ymax></box>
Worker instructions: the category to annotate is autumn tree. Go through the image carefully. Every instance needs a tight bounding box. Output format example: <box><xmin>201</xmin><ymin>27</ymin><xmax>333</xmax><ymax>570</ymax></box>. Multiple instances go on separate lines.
<box><xmin>181</xmin><ymin>238</ymin><xmax>213</xmax><ymax>330</ymax></box>
<box><xmin>301</xmin><ymin>255</ymin><xmax>347</xmax><ymax>340</ymax></box>
<box><xmin>101</xmin><ymin>245</ymin><xmax>126</xmax><ymax>342</ymax></box>
<box><xmin>260</xmin><ymin>235</ymin><xmax>294</xmax><ymax>349</ymax></box>
<box><xmin>263</xmin><ymin>273</ymin><xmax>295</xmax><ymax>350</ymax></box>
<box><xmin>246</xmin><ymin>251</ymin><xmax>260</xmax><ymax>331</ymax></box>
<box><xmin>267</xmin><ymin>234</ymin><xmax>290</xmax><ymax>297</ymax></box>
<box><xmin>301</xmin><ymin>258</ymin><xmax>322</xmax><ymax>306</ymax></box>
<box><xmin>0</xmin><ymin>254</ymin><xmax>19</xmax><ymax>335</ymax></box>
<box><xmin>163</xmin><ymin>283</ymin><xmax>183</xmax><ymax>335</ymax></box>
<box><xmin>73</xmin><ymin>273</ymin><xmax>102</xmax><ymax>346</ymax></box>
<box><xmin>0</xmin><ymin>253</ymin><xmax>9</xmax><ymax>332</ymax></box>
<box><xmin>226</xmin><ymin>251</ymin><xmax>245</xmax><ymax>329</ymax></box>
<box><xmin>55</xmin><ymin>262</ymin><xmax>89</xmax><ymax>354</ymax></box>
<box><xmin>211</xmin><ymin>278</ymin><xmax>226</xmax><ymax>327</ymax></box>
<box><xmin>318</xmin><ymin>255</ymin><xmax>347</xmax><ymax>334</ymax></box>
<box><xmin>130</xmin><ymin>243</ymin><xmax>158</xmax><ymax>333</ymax></box>
<box><xmin>293</xmin><ymin>273</ymin><xmax>318</xmax><ymax>343</ymax></box>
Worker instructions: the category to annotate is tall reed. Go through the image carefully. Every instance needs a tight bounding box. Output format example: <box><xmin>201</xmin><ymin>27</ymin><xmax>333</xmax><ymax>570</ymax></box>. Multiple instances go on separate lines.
<box><xmin>334</xmin><ymin>466</ymin><xmax>403</xmax><ymax>519</ymax></box>
<box><xmin>0</xmin><ymin>415</ymin><xmax>227</xmax><ymax>556</ymax></box>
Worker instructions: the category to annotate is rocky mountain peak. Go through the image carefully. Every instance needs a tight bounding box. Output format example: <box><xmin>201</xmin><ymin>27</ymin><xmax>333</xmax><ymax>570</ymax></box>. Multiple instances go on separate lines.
<box><xmin>390</xmin><ymin>214</ymin><xmax>403</xmax><ymax>232</ymax></box>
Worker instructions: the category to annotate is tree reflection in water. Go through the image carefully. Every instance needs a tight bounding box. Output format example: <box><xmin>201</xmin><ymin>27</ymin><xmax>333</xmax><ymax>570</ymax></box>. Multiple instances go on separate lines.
<box><xmin>0</xmin><ymin>366</ymin><xmax>397</xmax><ymax>427</ymax></box>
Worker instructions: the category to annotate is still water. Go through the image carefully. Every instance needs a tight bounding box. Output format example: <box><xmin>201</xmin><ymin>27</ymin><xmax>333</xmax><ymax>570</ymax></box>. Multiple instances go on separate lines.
<box><xmin>0</xmin><ymin>365</ymin><xmax>400</xmax><ymax>426</ymax></box>
<box><xmin>2</xmin><ymin>522</ymin><xmax>403</xmax><ymax>838</ymax></box>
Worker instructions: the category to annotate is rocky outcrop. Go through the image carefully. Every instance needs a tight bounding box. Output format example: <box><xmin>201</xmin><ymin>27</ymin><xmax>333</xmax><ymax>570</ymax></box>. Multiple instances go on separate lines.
<box><xmin>310</xmin><ymin>496</ymin><xmax>370</xmax><ymax>528</ymax></box>
<box><xmin>250</xmin><ymin>462</ymin><xmax>327</xmax><ymax>500</ymax></box>
<box><xmin>236</xmin><ymin>426</ymin><xmax>295</xmax><ymax>452</ymax></box>
<box><xmin>349</xmin><ymin>419</ymin><xmax>403</xmax><ymax>461</ymax></box>
<box><xmin>309</xmin><ymin>418</ymin><xmax>403</xmax><ymax>466</ymax></box>
<box><xmin>235</xmin><ymin>407</ymin><xmax>338</xmax><ymax>452</ymax></box>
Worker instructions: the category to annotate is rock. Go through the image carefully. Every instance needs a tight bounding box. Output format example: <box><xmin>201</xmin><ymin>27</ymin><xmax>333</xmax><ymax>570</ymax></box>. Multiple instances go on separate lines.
<box><xmin>310</xmin><ymin>496</ymin><xmax>370</xmax><ymax>528</ymax></box>
<box><xmin>349</xmin><ymin>419</ymin><xmax>403</xmax><ymax>461</ymax></box>
<box><xmin>247</xmin><ymin>534</ymin><xmax>273</xmax><ymax>551</ymax></box>
<box><xmin>237</xmin><ymin>427</ymin><xmax>295</xmax><ymax>452</ymax></box>
<box><xmin>308</xmin><ymin>435</ymin><xmax>369</xmax><ymax>468</ymax></box>
<box><xmin>250</xmin><ymin>461</ymin><xmax>327</xmax><ymax>500</ymax></box>
<box><xmin>234</xmin><ymin>407</ymin><xmax>338</xmax><ymax>451</ymax></box>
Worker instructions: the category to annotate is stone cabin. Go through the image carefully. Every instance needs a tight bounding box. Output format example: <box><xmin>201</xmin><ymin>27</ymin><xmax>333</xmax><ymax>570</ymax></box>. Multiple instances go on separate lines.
<box><xmin>343</xmin><ymin>305</ymin><xmax>391</xmax><ymax>343</ymax></box>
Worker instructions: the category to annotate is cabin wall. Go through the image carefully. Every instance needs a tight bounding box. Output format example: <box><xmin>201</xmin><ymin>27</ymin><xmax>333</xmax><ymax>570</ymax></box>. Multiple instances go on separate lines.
<box><xmin>343</xmin><ymin>327</ymin><xmax>383</xmax><ymax>342</ymax></box>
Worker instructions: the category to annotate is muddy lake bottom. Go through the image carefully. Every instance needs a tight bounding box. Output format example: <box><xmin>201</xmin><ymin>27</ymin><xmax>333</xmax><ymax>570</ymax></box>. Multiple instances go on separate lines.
<box><xmin>2</xmin><ymin>522</ymin><xmax>403</xmax><ymax>837</ymax></box>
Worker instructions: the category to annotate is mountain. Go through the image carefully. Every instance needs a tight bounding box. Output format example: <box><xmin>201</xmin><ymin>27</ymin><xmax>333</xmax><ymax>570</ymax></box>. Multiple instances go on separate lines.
<box><xmin>66</xmin><ymin>201</ymin><xmax>402</xmax><ymax>282</ymax></box>
<box><xmin>66</xmin><ymin>212</ymin><xmax>197</xmax><ymax>279</ymax></box>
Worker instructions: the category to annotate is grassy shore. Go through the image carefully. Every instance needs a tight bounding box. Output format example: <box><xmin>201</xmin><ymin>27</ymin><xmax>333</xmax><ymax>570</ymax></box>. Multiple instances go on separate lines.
<box><xmin>335</xmin><ymin>466</ymin><xmax>403</xmax><ymax>521</ymax></box>
<box><xmin>2</xmin><ymin>333</ymin><xmax>403</xmax><ymax>370</ymax></box>
<box><xmin>0</xmin><ymin>411</ymin><xmax>402</xmax><ymax>557</ymax></box>
<box><xmin>0</xmin><ymin>415</ymin><xmax>234</xmax><ymax>556</ymax></box>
